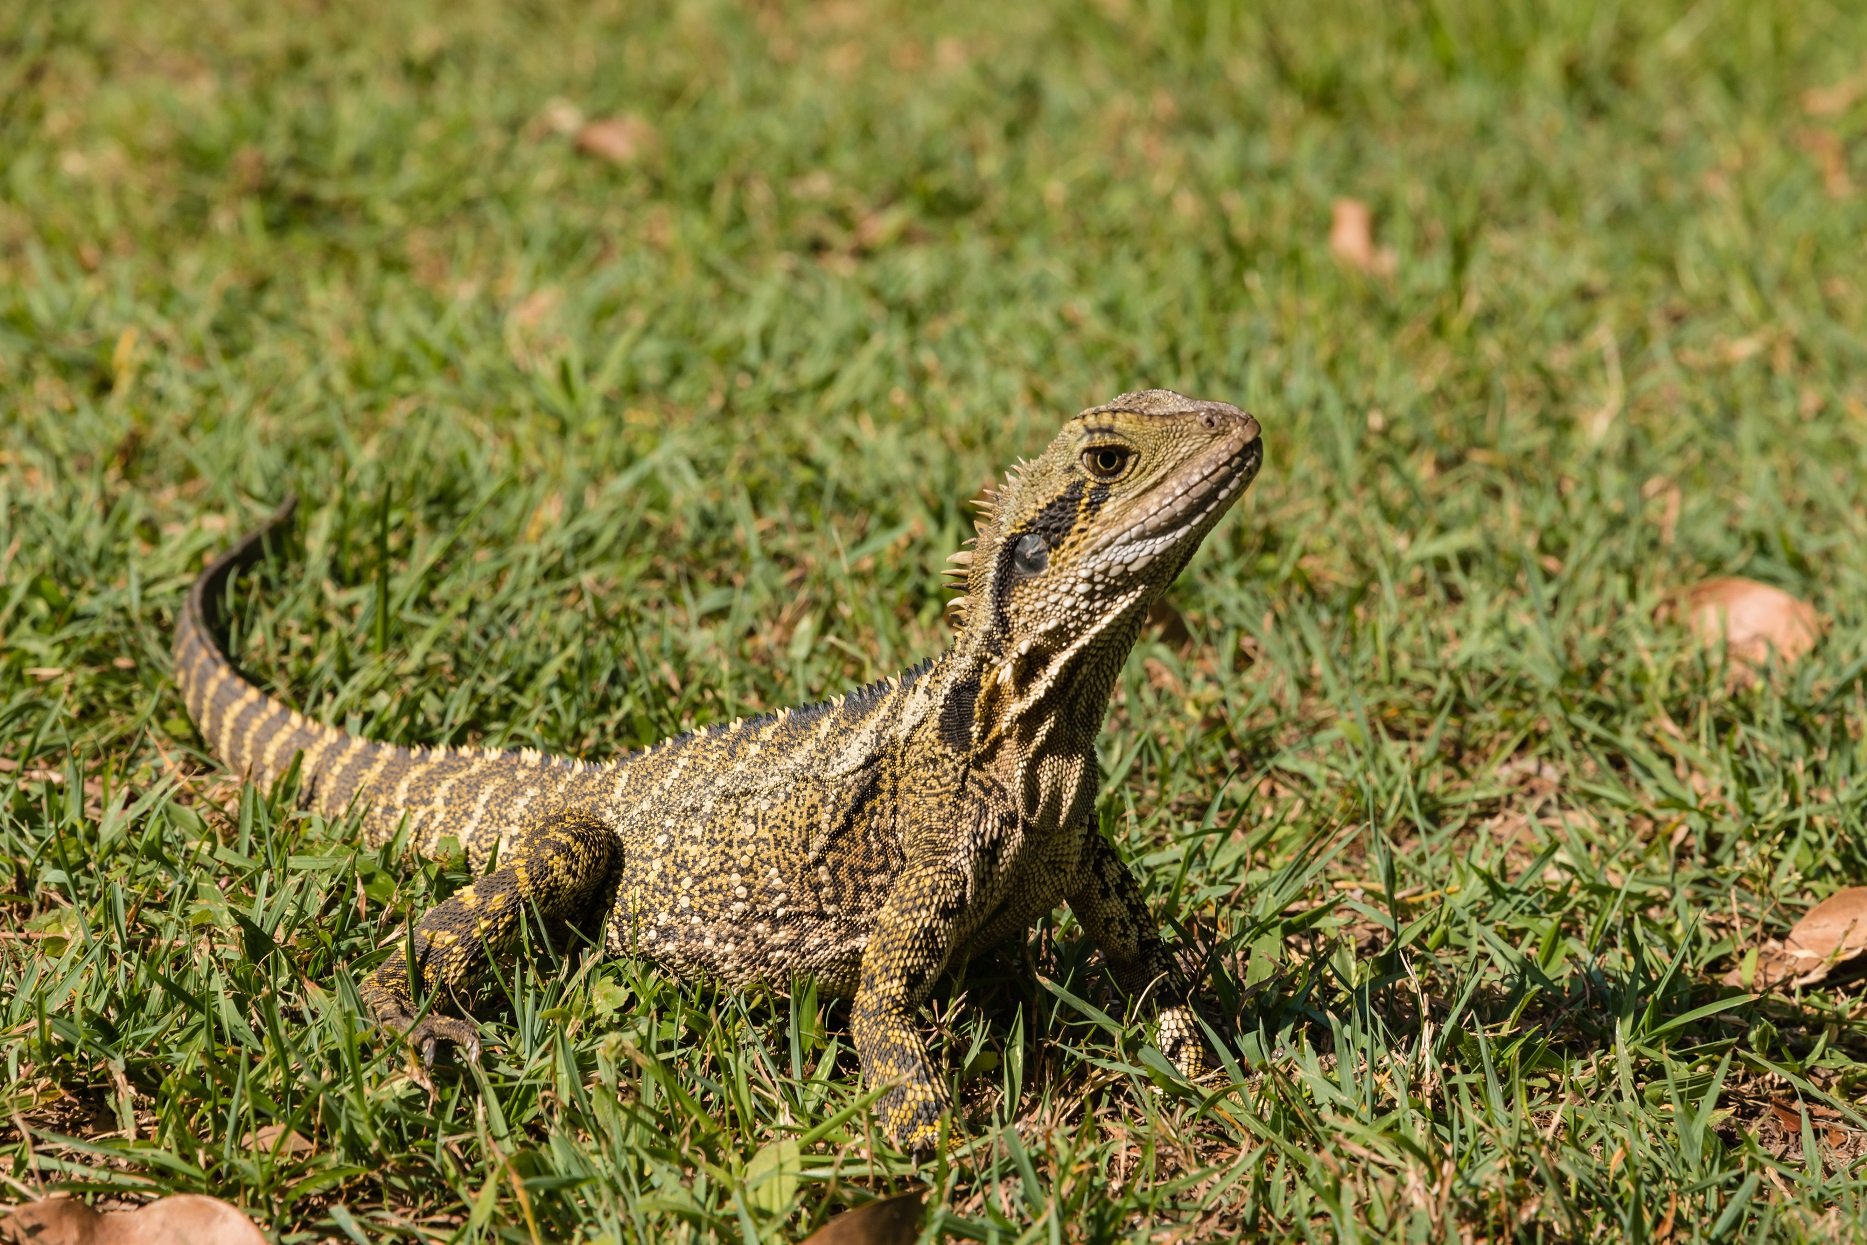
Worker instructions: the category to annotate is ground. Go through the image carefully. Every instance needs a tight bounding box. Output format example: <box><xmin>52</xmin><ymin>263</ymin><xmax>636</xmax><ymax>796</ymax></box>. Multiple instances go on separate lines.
<box><xmin>3</xmin><ymin>0</ymin><xmax>1867</xmax><ymax>1240</ymax></box>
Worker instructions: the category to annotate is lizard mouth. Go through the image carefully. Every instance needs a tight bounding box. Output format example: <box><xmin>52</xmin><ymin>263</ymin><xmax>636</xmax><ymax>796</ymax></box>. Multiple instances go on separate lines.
<box><xmin>1090</xmin><ymin>424</ymin><xmax>1262</xmax><ymax>572</ymax></box>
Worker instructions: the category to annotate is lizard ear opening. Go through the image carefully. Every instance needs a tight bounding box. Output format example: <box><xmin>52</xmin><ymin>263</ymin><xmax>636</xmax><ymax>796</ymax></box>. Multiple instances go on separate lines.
<box><xmin>1009</xmin><ymin>533</ymin><xmax>1049</xmax><ymax>580</ymax></box>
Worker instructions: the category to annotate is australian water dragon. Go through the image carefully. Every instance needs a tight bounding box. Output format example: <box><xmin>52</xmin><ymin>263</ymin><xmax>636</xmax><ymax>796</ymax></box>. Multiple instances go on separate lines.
<box><xmin>173</xmin><ymin>389</ymin><xmax>1263</xmax><ymax>1148</ymax></box>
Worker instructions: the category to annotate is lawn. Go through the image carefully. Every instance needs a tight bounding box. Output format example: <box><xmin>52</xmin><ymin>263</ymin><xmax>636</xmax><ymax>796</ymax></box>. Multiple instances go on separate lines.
<box><xmin>4</xmin><ymin>0</ymin><xmax>1867</xmax><ymax>1239</ymax></box>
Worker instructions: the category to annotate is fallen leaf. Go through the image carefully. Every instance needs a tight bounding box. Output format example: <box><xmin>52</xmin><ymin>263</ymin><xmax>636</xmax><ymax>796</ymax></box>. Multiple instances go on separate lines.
<box><xmin>1796</xmin><ymin>128</ymin><xmax>1853</xmax><ymax>198</ymax></box>
<box><xmin>509</xmin><ymin>286</ymin><xmax>561</xmax><ymax>332</ymax></box>
<box><xmin>1729</xmin><ymin>887</ymin><xmax>1867</xmax><ymax>989</ymax></box>
<box><xmin>1677</xmin><ymin>577</ymin><xmax>1821</xmax><ymax>680</ymax></box>
<box><xmin>574</xmin><ymin>115</ymin><xmax>657</xmax><ymax>166</ymax></box>
<box><xmin>1641</xmin><ymin>476</ymin><xmax>1681</xmax><ymax>546</ymax></box>
<box><xmin>1779</xmin><ymin>887</ymin><xmax>1867</xmax><ymax>986</ymax></box>
<box><xmin>238</xmin><ymin>1122</ymin><xmax>316</xmax><ymax>1157</ymax></box>
<box><xmin>505</xmin><ymin>287</ymin><xmax>565</xmax><ymax>371</ymax></box>
<box><xmin>800</xmin><ymin>1189</ymin><xmax>927</xmax><ymax>1245</ymax></box>
<box><xmin>538</xmin><ymin>97</ymin><xmax>584</xmax><ymax>135</ymax></box>
<box><xmin>1653</xmin><ymin>1190</ymin><xmax>1678</xmax><ymax>1243</ymax></box>
<box><xmin>1329</xmin><ymin>198</ymin><xmax>1396</xmax><ymax>277</ymax></box>
<box><xmin>1802</xmin><ymin>77</ymin><xmax>1864</xmax><ymax>118</ymax></box>
<box><xmin>0</xmin><ymin>1195</ymin><xmax>267</xmax><ymax>1245</ymax></box>
<box><xmin>0</xmin><ymin>1201</ymin><xmax>96</xmax><ymax>1245</ymax></box>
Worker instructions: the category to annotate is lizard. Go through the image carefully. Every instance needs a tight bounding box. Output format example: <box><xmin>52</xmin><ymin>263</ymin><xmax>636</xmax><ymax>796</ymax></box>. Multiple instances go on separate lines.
<box><xmin>172</xmin><ymin>389</ymin><xmax>1263</xmax><ymax>1149</ymax></box>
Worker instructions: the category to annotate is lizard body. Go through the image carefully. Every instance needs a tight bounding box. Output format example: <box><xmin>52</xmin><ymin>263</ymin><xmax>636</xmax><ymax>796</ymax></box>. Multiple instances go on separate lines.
<box><xmin>174</xmin><ymin>389</ymin><xmax>1263</xmax><ymax>1148</ymax></box>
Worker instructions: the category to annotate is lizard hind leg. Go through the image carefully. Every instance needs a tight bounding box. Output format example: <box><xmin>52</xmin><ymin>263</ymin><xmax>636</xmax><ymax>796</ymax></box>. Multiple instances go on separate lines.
<box><xmin>1067</xmin><ymin>826</ymin><xmax>1215</xmax><ymax>1081</ymax></box>
<box><xmin>359</xmin><ymin>809</ymin><xmax>624</xmax><ymax>1063</ymax></box>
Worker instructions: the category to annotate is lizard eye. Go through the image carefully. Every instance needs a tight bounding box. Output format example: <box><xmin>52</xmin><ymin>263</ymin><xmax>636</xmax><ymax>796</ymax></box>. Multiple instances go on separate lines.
<box><xmin>1010</xmin><ymin>533</ymin><xmax>1049</xmax><ymax>578</ymax></box>
<box><xmin>1082</xmin><ymin>446</ymin><xmax>1132</xmax><ymax>480</ymax></box>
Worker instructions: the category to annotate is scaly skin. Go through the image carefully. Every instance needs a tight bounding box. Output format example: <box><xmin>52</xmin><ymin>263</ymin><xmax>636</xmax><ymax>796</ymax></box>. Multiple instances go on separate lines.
<box><xmin>173</xmin><ymin>390</ymin><xmax>1263</xmax><ymax>1149</ymax></box>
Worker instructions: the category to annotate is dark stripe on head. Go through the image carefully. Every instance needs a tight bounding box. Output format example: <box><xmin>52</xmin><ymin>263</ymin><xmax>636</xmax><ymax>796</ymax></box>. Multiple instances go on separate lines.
<box><xmin>991</xmin><ymin>479</ymin><xmax>1085</xmax><ymax>622</ymax></box>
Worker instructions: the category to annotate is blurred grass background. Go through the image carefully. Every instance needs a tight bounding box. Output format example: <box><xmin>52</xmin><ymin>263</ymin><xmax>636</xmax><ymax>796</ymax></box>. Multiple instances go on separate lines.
<box><xmin>3</xmin><ymin>0</ymin><xmax>1867</xmax><ymax>1239</ymax></box>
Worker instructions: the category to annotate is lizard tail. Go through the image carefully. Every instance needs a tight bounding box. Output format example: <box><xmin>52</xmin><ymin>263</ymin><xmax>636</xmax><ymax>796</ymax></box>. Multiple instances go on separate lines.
<box><xmin>173</xmin><ymin>496</ymin><xmax>348</xmax><ymax>799</ymax></box>
<box><xmin>174</xmin><ymin>498</ymin><xmax>587</xmax><ymax>852</ymax></box>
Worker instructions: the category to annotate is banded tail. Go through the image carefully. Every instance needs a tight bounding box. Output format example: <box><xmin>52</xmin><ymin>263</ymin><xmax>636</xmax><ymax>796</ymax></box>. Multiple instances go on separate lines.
<box><xmin>173</xmin><ymin>498</ymin><xmax>587</xmax><ymax>855</ymax></box>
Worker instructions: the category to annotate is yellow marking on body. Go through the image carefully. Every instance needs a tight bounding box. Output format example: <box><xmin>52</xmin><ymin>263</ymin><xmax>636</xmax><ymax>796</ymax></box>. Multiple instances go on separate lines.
<box><xmin>196</xmin><ymin>671</ymin><xmax>233</xmax><ymax>758</ymax></box>
<box><xmin>421</xmin><ymin>764</ymin><xmax>469</xmax><ymax>823</ymax></box>
<box><xmin>322</xmin><ymin>736</ymin><xmax>366</xmax><ymax>800</ymax></box>
<box><xmin>294</xmin><ymin>722</ymin><xmax>331</xmax><ymax>771</ymax></box>
<box><xmin>216</xmin><ymin>683</ymin><xmax>264</xmax><ymax>768</ymax></box>
<box><xmin>458</xmin><ymin>777</ymin><xmax>498</xmax><ymax>844</ymax></box>
<box><xmin>180</xmin><ymin>640</ymin><xmax>216</xmax><ymax>707</ymax></box>
<box><xmin>257</xmin><ymin>708</ymin><xmax>307</xmax><ymax>776</ymax></box>
<box><xmin>234</xmin><ymin>695</ymin><xmax>278</xmax><ymax>766</ymax></box>
<box><xmin>810</xmin><ymin>708</ymin><xmax>844</xmax><ymax>746</ymax></box>
<box><xmin>390</xmin><ymin>759</ymin><xmax>422</xmax><ymax>807</ymax></box>
<box><xmin>348</xmin><ymin>746</ymin><xmax>398</xmax><ymax>822</ymax></box>
<box><xmin>653</xmin><ymin>747</ymin><xmax>693</xmax><ymax>796</ymax></box>
<box><xmin>499</xmin><ymin>788</ymin><xmax>539</xmax><ymax>845</ymax></box>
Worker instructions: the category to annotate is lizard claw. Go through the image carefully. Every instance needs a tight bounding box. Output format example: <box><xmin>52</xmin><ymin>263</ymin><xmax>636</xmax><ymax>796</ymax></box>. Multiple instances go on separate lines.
<box><xmin>407</xmin><ymin>1013</ymin><xmax>484</xmax><ymax>1065</ymax></box>
<box><xmin>361</xmin><ymin>979</ymin><xmax>484</xmax><ymax>1066</ymax></box>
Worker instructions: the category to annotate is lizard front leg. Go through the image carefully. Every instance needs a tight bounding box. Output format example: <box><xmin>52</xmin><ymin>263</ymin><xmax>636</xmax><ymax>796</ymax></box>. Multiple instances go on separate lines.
<box><xmin>360</xmin><ymin>809</ymin><xmax>622</xmax><ymax>1062</ymax></box>
<box><xmin>851</xmin><ymin>856</ymin><xmax>970</xmax><ymax>1151</ymax></box>
<box><xmin>1068</xmin><ymin>823</ymin><xmax>1211</xmax><ymax>1080</ymax></box>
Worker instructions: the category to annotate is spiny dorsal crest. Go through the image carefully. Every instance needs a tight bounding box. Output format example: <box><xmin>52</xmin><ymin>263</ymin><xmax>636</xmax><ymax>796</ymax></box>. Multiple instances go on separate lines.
<box><xmin>945</xmin><ymin>469</ymin><xmax>1015</xmax><ymax>624</ymax></box>
<box><xmin>942</xmin><ymin>544</ymin><xmax>975</xmax><ymax>623</ymax></box>
<box><xmin>943</xmin><ymin>446</ymin><xmax>1053</xmax><ymax>629</ymax></box>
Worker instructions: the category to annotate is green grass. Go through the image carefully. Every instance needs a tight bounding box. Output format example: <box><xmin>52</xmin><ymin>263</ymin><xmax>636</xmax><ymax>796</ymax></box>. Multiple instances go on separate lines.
<box><xmin>4</xmin><ymin>0</ymin><xmax>1867</xmax><ymax>1239</ymax></box>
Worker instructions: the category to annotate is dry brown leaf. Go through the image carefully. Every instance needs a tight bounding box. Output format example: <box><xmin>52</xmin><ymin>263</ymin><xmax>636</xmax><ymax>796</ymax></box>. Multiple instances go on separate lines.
<box><xmin>505</xmin><ymin>287</ymin><xmax>564</xmax><ymax>372</ymax></box>
<box><xmin>0</xmin><ymin>1195</ymin><xmax>267</xmax><ymax>1245</ymax></box>
<box><xmin>574</xmin><ymin>115</ymin><xmax>658</xmax><ymax>166</ymax></box>
<box><xmin>1329</xmin><ymin>198</ymin><xmax>1396</xmax><ymax>277</ymax></box>
<box><xmin>1729</xmin><ymin>887</ymin><xmax>1867</xmax><ymax>990</ymax></box>
<box><xmin>1653</xmin><ymin>1191</ymin><xmax>1678</xmax><ymax>1244</ymax></box>
<box><xmin>799</xmin><ymin>1189</ymin><xmax>927</xmax><ymax>1245</ymax></box>
<box><xmin>1777</xmin><ymin>887</ymin><xmax>1867</xmax><ymax>986</ymax></box>
<box><xmin>238</xmin><ymin>1122</ymin><xmax>316</xmax><ymax>1157</ymax></box>
<box><xmin>0</xmin><ymin>1201</ymin><xmax>96</xmax><ymax>1245</ymax></box>
<box><xmin>538</xmin><ymin>97</ymin><xmax>584</xmax><ymax>135</ymax></box>
<box><xmin>1677</xmin><ymin>577</ymin><xmax>1820</xmax><ymax>679</ymax></box>
<box><xmin>1802</xmin><ymin>77</ymin><xmax>1864</xmax><ymax>118</ymax></box>
<box><xmin>1641</xmin><ymin>476</ymin><xmax>1682</xmax><ymax>546</ymax></box>
<box><xmin>1796</xmin><ymin>129</ymin><xmax>1853</xmax><ymax>198</ymax></box>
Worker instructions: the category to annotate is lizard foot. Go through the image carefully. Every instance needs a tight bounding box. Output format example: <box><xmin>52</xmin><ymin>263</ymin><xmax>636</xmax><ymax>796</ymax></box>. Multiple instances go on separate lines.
<box><xmin>361</xmin><ymin>985</ymin><xmax>484</xmax><ymax>1066</ymax></box>
<box><xmin>878</xmin><ymin>1081</ymin><xmax>952</xmax><ymax>1154</ymax></box>
<box><xmin>1157</xmin><ymin>1003</ymin><xmax>1216</xmax><ymax>1081</ymax></box>
<box><xmin>410</xmin><ymin>1013</ymin><xmax>484</xmax><ymax>1068</ymax></box>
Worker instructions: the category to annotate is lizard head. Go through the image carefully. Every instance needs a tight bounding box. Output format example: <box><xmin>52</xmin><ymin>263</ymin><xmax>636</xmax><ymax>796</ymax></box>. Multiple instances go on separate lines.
<box><xmin>948</xmin><ymin>389</ymin><xmax>1262</xmax><ymax>668</ymax></box>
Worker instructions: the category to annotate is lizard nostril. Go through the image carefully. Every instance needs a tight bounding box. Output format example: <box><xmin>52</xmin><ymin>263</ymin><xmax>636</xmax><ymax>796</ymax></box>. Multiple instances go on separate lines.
<box><xmin>1200</xmin><ymin>412</ymin><xmax>1217</xmax><ymax>430</ymax></box>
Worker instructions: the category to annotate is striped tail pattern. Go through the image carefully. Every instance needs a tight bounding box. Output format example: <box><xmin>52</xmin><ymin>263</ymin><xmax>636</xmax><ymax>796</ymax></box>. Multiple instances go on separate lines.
<box><xmin>172</xmin><ymin>497</ymin><xmax>589</xmax><ymax>861</ymax></box>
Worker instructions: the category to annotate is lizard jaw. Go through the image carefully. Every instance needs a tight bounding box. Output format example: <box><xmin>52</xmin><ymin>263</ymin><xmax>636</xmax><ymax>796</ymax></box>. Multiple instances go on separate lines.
<box><xmin>1084</xmin><ymin>421</ymin><xmax>1262</xmax><ymax>581</ymax></box>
